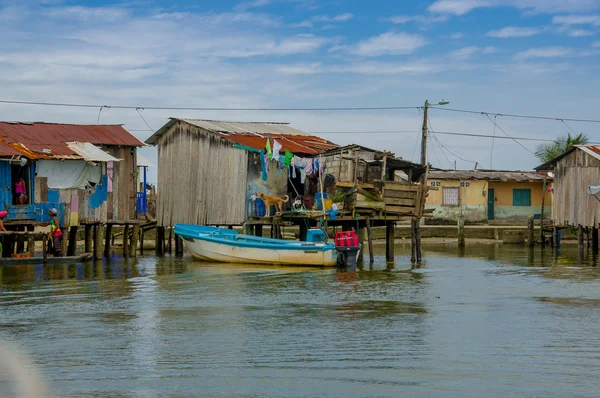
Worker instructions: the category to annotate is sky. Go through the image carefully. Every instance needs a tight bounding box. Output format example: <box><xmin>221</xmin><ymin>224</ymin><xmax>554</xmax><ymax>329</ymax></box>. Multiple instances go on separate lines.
<box><xmin>1</xmin><ymin>0</ymin><xmax>600</xmax><ymax>183</ymax></box>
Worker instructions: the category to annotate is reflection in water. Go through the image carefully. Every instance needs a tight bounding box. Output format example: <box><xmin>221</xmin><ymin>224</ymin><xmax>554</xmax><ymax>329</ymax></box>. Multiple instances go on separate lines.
<box><xmin>1</xmin><ymin>243</ymin><xmax>600</xmax><ymax>397</ymax></box>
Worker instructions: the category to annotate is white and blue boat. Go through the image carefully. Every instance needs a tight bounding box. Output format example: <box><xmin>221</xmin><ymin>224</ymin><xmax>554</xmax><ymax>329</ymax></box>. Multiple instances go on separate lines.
<box><xmin>174</xmin><ymin>224</ymin><xmax>347</xmax><ymax>266</ymax></box>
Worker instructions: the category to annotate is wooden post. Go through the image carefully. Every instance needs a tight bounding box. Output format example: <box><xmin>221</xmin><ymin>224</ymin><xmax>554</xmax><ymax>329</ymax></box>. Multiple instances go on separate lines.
<box><xmin>93</xmin><ymin>224</ymin><xmax>104</xmax><ymax>260</ymax></box>
<box><xmin>67</xmin><ymin>226</ymin><xmax>78</xmax><ymax>256</ymax></box>
<box><xmin>578</xmin><ymin>225</ymin><xmax>584</xmax><ymax>249</ymax></box>
<box><xmin>61</xmin><ymin>227</ymin><xmax>68</xmax><ymax>257</ymax></box>
<box><xmin>168</xmin><ymin>228</ymin><xmax>173</xmax><ymax>254</ymax></box>
<box><xmin>123</xmin><ymin>224</ymin><xmax>130</xmax><ymax>257</ymax></box>
<box><xmin>366</xmin><ymin>217</ymin><xmax>374</xmax><ymax>264</ymax></box>
<box><xmin>385</xmin><ymin>221</ymin><xmax>395</xmax><ymax>263</ymax></box>
<box><xmin>528</xmin><ymin>216</ymin><xmax>535</xmax><ymax>247</ymax></box>
<box><xmin>16</xmin><ymin>227</ymin><xmax>25</xmax><ymax>254</ymax></box>
<box><xmin>42</xmin><ymin>238</ymin><xmax>48</xmax><ymax>264</ymax></box>
<box><xmin>416</xmin><ymin>220</ymin><xmax>422</xmax><ymax>263</ymax></box>
<box><xmin>255</xmin><ymin>225</ymin><xmax>263</xmax><ymax>237</ymax></box>
<box><xmin>155</xmin><ymin>226</ymin><xmax>165</xmax><ymax>256</ymax></box>
<box><xmin>85</xmin><ymin>224</ymin><xmax>93</xmax><ymax>253</ymax></box>
<box><xmin>175</xmin><ymin>234</ymin><xmax>184</xmax><ymax>256</ymax></box>
<box><xmin>140</xmin><ymin>227</ymin><xmax>145</xmax><ymax>255</ymax></box>
<box><xmin>104</xmin><ymin>224</ymin><xmax>112</xmax><ymax>258</ymax></box>
<box><xmin>410</xmin><ymin>220</ymin><xmax>417</xmax><ymax>263</ymax></box>
<box><xmin>553</xmin><ymin>226</ymin><xmax>559</xmax><ymax>248</ymax></box>
<box><xmin>458</xmin><ymin>215</ymin><xmax>466</xmax><ymax>247</ymax></box>
<box><xmin>593</xmin><ymin>227</ymin><xmax>599</xmax><ymax>252</ymax></box>
<box><xmin>299</xmin><ymin>223</ymin><xmax>308</xmax><ymax>241</ymax></box>
<box><xmin>131</xmin><ymin>224</ymin><xmax>140</xmax><ymax>258</ymax></box>
<box><xmin>540</xmin><ymin>176</ymin><xmax>547</xmax><ymax>246</ymax></box>
<box><xmin>27</xmin><ymin>234</ymin><xmax>35</xmax><ymax>257</ymax></box>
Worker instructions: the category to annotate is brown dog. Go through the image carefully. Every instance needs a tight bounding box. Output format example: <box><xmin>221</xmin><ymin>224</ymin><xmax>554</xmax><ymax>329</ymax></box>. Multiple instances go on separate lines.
<box><xmin>257</xmin><ymin>192</ymin><xmax>289</xmax><ymax>216</ymax></box>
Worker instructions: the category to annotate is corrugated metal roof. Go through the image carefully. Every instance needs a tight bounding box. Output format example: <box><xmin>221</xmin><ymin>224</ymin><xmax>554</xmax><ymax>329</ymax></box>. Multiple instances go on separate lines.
<box><xmin>535</xmin><ymin>145</ymin><xmax>600</xmax><ymax>171</ymax></box>
<box><xmin>146</xmin><ymin>118</ymin><xmax>337</xmax><ymax>155</ymax></box>
<box><xmin>429</xmin><ymin>170</ymin><xmax>549</xmax><ymax>182</ymax></box>
<box><xmin>0</xmin><ymin>121</ymin><xmax>145</xmax><ymax>160</ymax></box>
<box><xmin>66</xmin><ymin>142</ymin><xmax>120</xmax><ymax>162</ymax></box>
<box><xmin>577</xmin><ymin>145</ymin><xmax>600</xmax><ymax>161</ymax></box>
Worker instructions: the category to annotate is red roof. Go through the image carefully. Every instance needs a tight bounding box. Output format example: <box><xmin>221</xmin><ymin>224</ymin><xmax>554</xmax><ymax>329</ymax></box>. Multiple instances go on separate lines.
<box><xmin>0</xmin><ymin>122</ymin><xmax>144</xmax><ymax>159</ymax></box>
<box><xmin>219</xmin><ymin>133</ymin><xmax>337</xmax><ymax>155</ymax></box>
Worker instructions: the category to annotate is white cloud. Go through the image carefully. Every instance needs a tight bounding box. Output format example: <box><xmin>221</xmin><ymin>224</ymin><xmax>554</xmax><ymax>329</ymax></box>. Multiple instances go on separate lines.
<box><xmin>428</xmin><ymin>0</ymin><xmax>490</xmax><ymax>16</ymax></box>
<box><xmin>593</xmin><ymin>41</ymin><xmax>600</xmax><ymax>47</ymax></box>
<box><xmin>277</xmin><ymin>63</ymin><xmax>322</xmax><ymax>74</ymax></box>
<box><xmin>389</xmin><ymin>14</ymin><xmax>448</xmax><ymax>24</ymax></box>
<box><xmin>552</xmin><ymin>15</ymin><xmax>600</xmax><ymax>26</ymax></box>
<box><xmin>350</xmin><ymin>31</ymin><xmax>429</xmax><ymax>57</ymax></box>
<box><xmin>514</xmin><ymin>47</ymin><xmax>573</xmax><ymax>60</ymax></box>
<box><xmin>330</xmin><ymin>61</ymin><xmax>443</xmax><ymax>75</ymax></box>
<box><xmin>44</xmin><ymin>6</ymin><xmax>129</xmax><ymax>21</ymax></box>
<box><xmin>429</xmin><ymin>0</ymin><xmax>600</xmax><ymax>16</ymax></box>
<box><xmin>450</xmin><ymin>46</ymin><xmax>480</xmax><ymax>59</ymax></box>
<box><xmin>486</xmin><ymin>26</ymin><xmax>542</xmax><ymax>38</ymax></box>
<box><xmin>449</xmin><ymin>32</ymin><xmax>465</xmax><ymax>39</ymax></box>
<box><xmin>294</xmin><ymin>12</ymin><xmax>353</xmax><ymax>28</ymax></box>
<box><xmin>568</xmin><ymin>29</ymin><xmax>595</xmax><ymax>37</ymax></box>
<box><xmin>483</xmin><ymin>46</ymin><xmax>498</xmax><ymax>54</ymax></box>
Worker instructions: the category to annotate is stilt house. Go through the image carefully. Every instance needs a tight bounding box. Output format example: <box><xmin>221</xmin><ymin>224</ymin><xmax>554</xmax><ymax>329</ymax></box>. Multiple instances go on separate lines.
<box><xmin>146</xmin><ymin>118</ymin><xmax>338</xmax><ymax>227</ymax></box>
<box><xmin>536</xmin><ymin>145</ymin><xmax>600</xmax><ymax>228</ymax></box>
<box><xmin>0</xmin><ymin>122</ymin><xmax>145</xmax><ymax>226</ymax></box>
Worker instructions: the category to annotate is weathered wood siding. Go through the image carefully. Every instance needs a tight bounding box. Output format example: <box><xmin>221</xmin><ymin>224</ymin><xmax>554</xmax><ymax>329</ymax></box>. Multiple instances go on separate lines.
<box><xmin>156</xmin><ymin>122</ymin><xmax>248</xmax><ymax>226</ymax></box>
<box><xmin>322</xmin><ymin>149</ymin><xmax>376</xmax><ymax>183</ymax></box>
<box><xmin>246</xmin><ymin>152</ymin><xmax>288</xmax><ymax>216</ymax></box>
<box><xmin>104</xmin><ymin>146</ymin><xmax>137</xmax><ymax>220</ymax></box>
<box><xmin>553</xmin><ymin>149</ymin><xmax>600</xmax><ymax>227</ymax></box>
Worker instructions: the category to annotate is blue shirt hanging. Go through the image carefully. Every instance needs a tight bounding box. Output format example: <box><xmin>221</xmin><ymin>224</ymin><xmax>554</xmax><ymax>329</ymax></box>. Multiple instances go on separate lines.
<box><xmin>259</xmin><ymin>150</ymin><xmax>268</xmax><ymax>181</ymax></box>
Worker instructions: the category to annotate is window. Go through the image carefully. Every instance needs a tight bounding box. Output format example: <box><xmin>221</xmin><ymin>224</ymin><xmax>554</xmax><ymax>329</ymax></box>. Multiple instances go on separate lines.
<box><xmin>513</xmin><ymin>189</ymin><xmax>531</xmax><ymax>206</ymax></box>
<box><xmin>443</xmin><ymin>187</ymin><xmax>459</xmax><ymax>206</ymax></box>
<box><xmin>460</xmin><ymin>181</ymin><xmax>470</xmax><ymax>187</ymax></box>
<box><xmin>430</xmin><ymin>181</ymin><xmax>441</xmax><ymax>187</ymax></box>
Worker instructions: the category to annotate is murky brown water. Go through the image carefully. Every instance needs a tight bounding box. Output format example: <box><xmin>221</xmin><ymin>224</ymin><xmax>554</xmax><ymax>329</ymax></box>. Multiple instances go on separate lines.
<box><xmin>1</xmin><ymin>243</ymin><xmax>600</xmax><ymax>397</ymax></box>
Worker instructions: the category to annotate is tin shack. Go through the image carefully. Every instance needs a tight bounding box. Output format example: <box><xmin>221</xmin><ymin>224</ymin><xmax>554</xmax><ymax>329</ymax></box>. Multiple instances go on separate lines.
<box><xmin>0</xmin><ymin>122</ymin><xmax>145</xmax><ymax>226</ymax></box>
<box><xmin>145</xmin><ymin>118</ymin><xmax>338</xmax><ymax>227</ymax></box>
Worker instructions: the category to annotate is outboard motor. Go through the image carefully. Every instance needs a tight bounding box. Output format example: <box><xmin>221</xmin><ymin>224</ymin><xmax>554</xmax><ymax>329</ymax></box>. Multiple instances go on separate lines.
<box><xmin>335</xmin><ymin>230</ymin><xmax>361</xmax><ymax>270</ymax></box>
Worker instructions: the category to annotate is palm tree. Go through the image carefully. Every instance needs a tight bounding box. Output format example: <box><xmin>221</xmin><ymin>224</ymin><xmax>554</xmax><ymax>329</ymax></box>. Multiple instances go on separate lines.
<box><xmin>535</xmin><ymin>133</ymin><xmax>589</xmax><ymax>163</ymax></box>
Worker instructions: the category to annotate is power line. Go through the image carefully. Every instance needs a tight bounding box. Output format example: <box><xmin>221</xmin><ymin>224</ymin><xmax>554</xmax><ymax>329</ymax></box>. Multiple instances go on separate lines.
<box><xmin>430</xmin><ymin>106</ymin><xmax>600</xmax><ymax>123</ymax></box>
<box><xmin>2</xmin><ymin>98</ymin><xmax>600</xmax><ymax>122</ymax></box>
<box><xmin>484</xmin><ymin>114</ymin><xmax>535</xmax><ymax>154</ymax></box>
<box><xmin>490</xmin><ymin>115</ymin><xmax>497</xmax><ymax>169</ymax></box>
<box><xmin>311</xmin><ymin>130</ymin><xmax>556</xmax><ymax>142</ymax></box>
<box><xmin>0</xmin><ymin>99</ymin><xmax>420</xmax><ymax>112</ymax></box>
<box><xmin>428</xmin><ymin>117</ymin><xmax>478</xmax><ymax>166</ymax></box>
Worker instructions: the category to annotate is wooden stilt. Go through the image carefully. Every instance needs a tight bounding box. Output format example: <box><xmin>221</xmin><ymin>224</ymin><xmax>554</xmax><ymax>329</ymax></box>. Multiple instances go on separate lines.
<box><xmin>593</xmin><ymin>227</ymin><xmax>599</xmax><ymax>252</ymax></box>
<box><xmin>385</xmin><ymin>221</ymin><xmax>395</xmax><ymax>263</ymax></box>
<box><xmin>140</xmin><ymin>227</ymin><xmax>144</xmax><ymax>255</ymax></box>
<box><xmin>457</xmin><ymin>215</ymin><xmax>466</xmax><ymax>248</ymax></box>
<box><xmin>168</xmin><ymin>228</ymin><xmax>173</xmax><ymax>254</ymax></box>
<box><xmin>155</xmin><ymin>226</ymin><xmax>165</xmax><ymax>256</ymax></box>
<box><xmin>131</xmin><ymin>224</ymin><xmax>140</xmax><ymax>258</ymax></box>
<box><xmin>175</xmin><ymin>234</ymin><xmax>184</xmax><ymax>256</ymax></box>
<box><xmin>85</xmin><ymin>224</ymin><xmax>93</xmax><ymax>253</ymax></box>
<box><xmin>61</xmin><ymin>226</ymin><xmax>68</xmax><ymax>257</ymax></box>
<box><xmin>67</xmin><ymin>226</ymin><xmax>78</xmax><ymax>256</ymax></box>
<box><xmin>16</xmin><ymin>227</ymin><xmax>25</xmax><ymax>254</ymax></box>
<box><xmin>357</xmin><ymin>224</ymin><xmax>365</xmax><ymax>264</ymax></box>
<box><xmin>416</xmin><ymin>220</ymin><xmax>422</xmax><ymax>263</ymax></box>
<box><xmin>104</xmin><ymin>224</ymin><xmax>112</xmax><ymax>258</ymax></box>
<box><xmin>578</xmin><ymin>225</ymin><xmax>584</xmax><ymax>249</ymax></box>
<box><xmin>42</xmin><ymin>238</ymin><xmax>48</xmax><ymax>264</ymax></box>
<box><xmin>299</xmin><ymin>224</ymin><xmax>308</xmax><ymax>241</ymax></box>
<box><xmin>255</xmin><ymin>225</ymin><xmax>263</xmax><ymax>238</ymax></box>
<box><xmin>27</xmin><ymin>234</ymin><xmax>35</xmax><ymax>257</ymax></box>
<box><xmin>553</xmin><ymin>226</ymin><xmax>559</xmax><ymax>248</ymax></box>
<box><xmin>123</xmin><ymin>224</ymin><xmax>130</xmax><ymax>258</ymax></box>
<box><xmin>528</xmin><ymin>216</ymin><xmax>535</xmax><ymax>247</ymax></box>
<box><xmin>93</xmin><ymin>224</ymin><xmax>104</xmax><ymax>260</ymax></box>
<box><xmin>366</xmin><ymin>217</ymin><xmax>374</xmax><ymax>264</ymax></box>
<box><xmin>410</xmin><ymin>220</ymin><xmax>417</xmax><ymax>263</ymax></box>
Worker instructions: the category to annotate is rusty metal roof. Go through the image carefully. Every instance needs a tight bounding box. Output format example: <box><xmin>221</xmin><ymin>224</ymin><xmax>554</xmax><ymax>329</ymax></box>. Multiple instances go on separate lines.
<box><xmin>146</xmin><ymin>118</ymin><xmax>337</xmax><ymax>155</ymax></box>
<box><xmin>66</xmin><ymin>142</ymin><xmax>120</xmax><ymax>162</ymax></box>
<box><xmin>429</xmin><ymin>170</ymin><xmax>550</xmax><ymax>182</ymax></box>
<box><xmin>535</xmin><ymin>145</ymin><xmax>600</xmax><ymax>171</ymax></box>
<box><xmin>0</xmin><ymin>121</ymin><xmax>144</xmax><ymax>159</ymax></box>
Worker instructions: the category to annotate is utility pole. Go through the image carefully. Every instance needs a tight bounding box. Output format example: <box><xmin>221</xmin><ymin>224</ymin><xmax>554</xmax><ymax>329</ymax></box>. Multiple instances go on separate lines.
<box><xmin>420</xmin><ymin>100</ymin><xmax>429</xmax><ymax>167</ymax></box>
<box><xmin>412</xmin><ymin>100</ymin><xmax>429</xmax><ymax>264</ymax></box>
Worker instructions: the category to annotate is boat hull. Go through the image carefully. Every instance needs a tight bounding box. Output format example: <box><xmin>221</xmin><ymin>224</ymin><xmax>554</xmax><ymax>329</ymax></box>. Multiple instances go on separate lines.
<box><xmin>182</xmin><ymin>236</ymin><xmax>338</xmax><ymax>266</ymax></box>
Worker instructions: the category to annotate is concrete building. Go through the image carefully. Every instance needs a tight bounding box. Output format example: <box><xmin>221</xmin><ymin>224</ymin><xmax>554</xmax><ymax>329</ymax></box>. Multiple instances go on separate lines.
<box><xmin>425</xmin><ymin>170</ymin><xmax>552</xmax><ymax>224</ymax></box>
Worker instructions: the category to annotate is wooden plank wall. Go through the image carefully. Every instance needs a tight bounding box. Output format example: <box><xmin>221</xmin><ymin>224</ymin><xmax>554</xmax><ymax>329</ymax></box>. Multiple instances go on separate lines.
<box><xmin>323</xmin><ymin>149</ymin><xmax>377</xmax><ymax>183</ymax></box>
<box><xmin>554</xmin><ymin>149</ymin><xmax>600</xmax><ymax>227</ymax></box>
<box><xmin>105</xmin><ymin>146</ymin><xmax>137</xmax><ymax>220</ymax></box>
<box><xmin>156</xmin><ymin>122</ymin><xmax>248</xmax><ymax>226</ymax></box>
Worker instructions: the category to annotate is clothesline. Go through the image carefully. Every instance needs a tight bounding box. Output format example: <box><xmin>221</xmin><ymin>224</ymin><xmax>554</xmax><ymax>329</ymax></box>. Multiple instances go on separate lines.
<box><xmin>259</xmin><ymin>137</ymin><xmax>326</xmax><ymax>182</ymax></box>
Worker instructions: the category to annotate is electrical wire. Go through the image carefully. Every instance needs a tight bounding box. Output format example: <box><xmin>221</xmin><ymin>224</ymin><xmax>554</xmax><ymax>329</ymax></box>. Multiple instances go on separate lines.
<box><xmin>429</xmin><ymin>106</ymin><xmax>600</xmax><ymax>123</ymax></box>
<box><xmin>135</xmin><ymin>108</ymin><xmax>155</xmax><ymax>132</ymax></box>
<box><xmin>484</xmin><ymin>114</ymin><xmax>535</xmax><ymax>154</ymax></box>
<box><xmin>559</xmin><ymin>119</ymin><xmax>578</xmax><ymax>136</ymax></box>
<box><xmin>428</xmin><ymin>117</ymin><xmax>478</xmax><ymax>166</ymax></box>
<box><xmin>490</xmin><ymin>115</ymin><xmax>497</xmax><ymax>169</ymax></box>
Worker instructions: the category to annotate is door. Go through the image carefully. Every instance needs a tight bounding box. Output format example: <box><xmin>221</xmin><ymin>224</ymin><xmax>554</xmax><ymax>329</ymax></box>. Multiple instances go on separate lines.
<box><xmin>487</xmin><ymin>188</ymin><xmax>495</xmax><ymax>220</ymax></box>
<box><xmin>0</xmin><ymin>161</ymin><xmax>12</xmax><ymax>209</ymax></box>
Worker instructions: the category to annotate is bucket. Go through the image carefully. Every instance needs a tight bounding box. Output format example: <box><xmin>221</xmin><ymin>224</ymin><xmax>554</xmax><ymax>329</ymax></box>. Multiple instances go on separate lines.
<box><xmin>314</xmin><ymin>193</ymin><xmax>330</xmax><ymax>210</ymax></box>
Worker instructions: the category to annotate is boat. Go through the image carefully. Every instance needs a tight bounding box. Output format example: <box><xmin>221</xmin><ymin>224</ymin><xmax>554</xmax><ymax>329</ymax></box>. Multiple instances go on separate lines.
<box><xmin>0</xmin><ymin>253</ymin><xmax>94</xmax><ymax>265</ymax></box>
<box><xmin>174</xmin><ymin>224</ymin><xmax>359</xmax><ymax>267</ymax></box>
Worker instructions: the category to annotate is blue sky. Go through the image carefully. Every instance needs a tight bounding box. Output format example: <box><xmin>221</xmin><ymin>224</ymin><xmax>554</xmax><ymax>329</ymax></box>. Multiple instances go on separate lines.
<box><xmin>1</xmin><ymin>0</ymin><xmax>600</xmax><ymax>182</ymax></box>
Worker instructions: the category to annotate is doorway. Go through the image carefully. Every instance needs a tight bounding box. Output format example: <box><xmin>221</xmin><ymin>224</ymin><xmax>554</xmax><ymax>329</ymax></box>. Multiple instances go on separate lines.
<box><xmin>487</xmin><ymin>188</ymin><xmax>495</xmax><ymax>221</ymax></box>
<box><xmin>11</xmin><ymin>164</ymin><xmax>31</xmax><ymax>205</ymax></box>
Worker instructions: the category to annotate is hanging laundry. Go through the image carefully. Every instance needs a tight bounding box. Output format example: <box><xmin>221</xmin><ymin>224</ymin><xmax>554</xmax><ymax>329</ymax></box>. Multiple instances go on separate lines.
<box><xmin>265</xmin><ymin>138</ymin><xmax>272</xmax><ymax>160</ymax></box>
<box><xmin>259</xmin><ymin>150</ymin><xmax>267</xmax><ymax>181</ymax></box>
<box><xmin>305</xmin><ymin>158</ymin><xmax>313</xmax><ymax>176</ymax></box>
<box><xmin>319</xmin><ymin>159</ymin><xmax>326</xmax><ymax>174</ymax></box>
<box><xmin>313</xmin><ymin>158</ymin><xmax>319</xmax><ymax>174</ymax></box>
<box><xmin>284</xmin><ymin>150</ymin><xmax>293</xmax><ymax>167</ymax></box>
<box><xmin>300</xmin><ymin>167</ymin><xmax>306</xmax><ymax>183</ymax></box>
<box><xmin>272</xmin><ymin>140</ymin><xmax>282</xmax><ymax>161</ymax></box>
<box><xmin>264</xmin><ymin>151</ymin><xmax>270</xmax><ymax>174</ymax></box>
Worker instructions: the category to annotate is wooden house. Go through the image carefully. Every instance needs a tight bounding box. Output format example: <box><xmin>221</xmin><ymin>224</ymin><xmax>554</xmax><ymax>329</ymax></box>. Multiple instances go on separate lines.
<box><xmin>145</xmin><ymin>118</ymin><xmax>338</xmax><ymax>227</ymax></box>
<box><xmin>536</xmin><ymin>145</ymin><xmax>600</xmax><ymax>229</ymax></box>
<box><xmin>0</xmin><ymin>122</ymin><xmax>145</xmax><ymax>227</ymax></box>
<box><xmin>319</xmin><ymin>145</ymin><xmax>427</xmax><ymax>218</ymax></box>
<box><xmin>425</xmin><ymin>170</ymin><xmax>552</xmax><ymax>224</ymax></box>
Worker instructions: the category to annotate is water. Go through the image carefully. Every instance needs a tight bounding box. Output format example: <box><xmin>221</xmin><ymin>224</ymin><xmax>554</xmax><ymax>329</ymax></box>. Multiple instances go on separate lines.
<box><xmin>1</xmin><ymin>243</ymin><xmax>600</xmax><ymax>397</ymax></box>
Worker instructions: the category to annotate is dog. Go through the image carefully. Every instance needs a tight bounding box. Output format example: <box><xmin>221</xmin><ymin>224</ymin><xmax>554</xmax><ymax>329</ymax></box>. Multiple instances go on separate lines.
<box><xmin>256</xmin><ymin>192</ymin><xmax>289</xmax><ymax>216</ymax></box>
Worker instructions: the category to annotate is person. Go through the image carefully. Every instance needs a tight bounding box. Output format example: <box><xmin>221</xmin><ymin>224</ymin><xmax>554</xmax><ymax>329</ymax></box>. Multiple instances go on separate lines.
<box><xmin>14</xmin><ymin>177</ymin><xmax>27</xmax><ymax>205</ymax></box>
<box><xmin>48</xmin><ymin>208</ymin><xmax>62</xmax><ymax>257</ymax></box>
<box><xmin>0</xmin><ymin>211</ymin><xmax>7</xmax><ymax>232</ymax></box>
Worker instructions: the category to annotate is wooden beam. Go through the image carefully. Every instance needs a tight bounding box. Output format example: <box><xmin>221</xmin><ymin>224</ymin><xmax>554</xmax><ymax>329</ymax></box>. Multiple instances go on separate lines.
<box><xmin>384</xmin><ymin>190</ymin><xmax>417</xmax><ymax>199</ymax></box>
<box><xmin>385</xmin><ymin>205</ymin><xmax>417</xmax><ymax>215</ymax></box>
<box><xmin>385</xmin><ymin>198</ymin><xmax>415</xmax><ymax>206</ymax></box>
<box><xmin>384</xmin><ymin>183</ymin><xmax>420</xmax><ymax>192</ymax></box>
